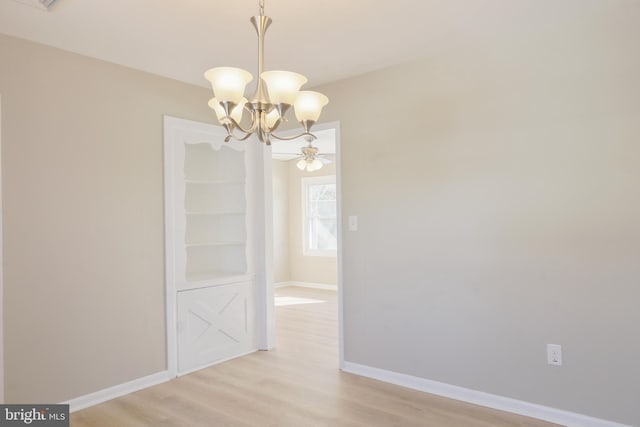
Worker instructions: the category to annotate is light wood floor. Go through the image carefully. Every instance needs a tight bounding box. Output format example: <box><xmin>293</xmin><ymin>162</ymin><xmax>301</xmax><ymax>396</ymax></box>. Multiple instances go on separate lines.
<box><xmin>71</xmin><ymin>286</ymin><xmax>560</xmax><ymax>426</ymax></box>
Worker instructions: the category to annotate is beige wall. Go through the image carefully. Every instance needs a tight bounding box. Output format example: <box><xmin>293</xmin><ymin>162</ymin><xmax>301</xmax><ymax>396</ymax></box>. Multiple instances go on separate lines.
<box><xmin>272</xmin><ymin>160</ymin><xmax>290</xmax><ymax>283</ymax></box>
<box><xmin>314</xmin><ymin>3</ymin><xmax>640</xmax><ymax>426</ymax></box>
<box><xmin>0</xmin><ymin>34</ymin><xmax>214</xmax><ymax>403</ymax></box>
<box><xmin>287</xmin><ymin>161</ymin><xmax>337</xmax><ymax>286</ymax></box>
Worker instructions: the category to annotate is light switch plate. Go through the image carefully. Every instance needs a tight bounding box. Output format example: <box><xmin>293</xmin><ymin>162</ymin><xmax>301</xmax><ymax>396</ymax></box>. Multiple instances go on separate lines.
<box><xmin>348</xmin><ymin>215</ymin><xmax>358</xmax><ymax>231</ymax></box>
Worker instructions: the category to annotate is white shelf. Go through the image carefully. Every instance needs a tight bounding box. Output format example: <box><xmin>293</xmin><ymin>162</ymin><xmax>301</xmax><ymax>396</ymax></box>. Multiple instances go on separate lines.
<box><xmin>185</xmin><ymin>242</ymin><xmax>245</xmax><ymax>248</ymax></box>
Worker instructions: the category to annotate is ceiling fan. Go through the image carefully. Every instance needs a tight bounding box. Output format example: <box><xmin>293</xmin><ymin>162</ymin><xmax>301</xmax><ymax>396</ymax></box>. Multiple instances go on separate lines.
<box><xmin>282</xmin><ymin>136</ymin><xmax>333</xmax><ymax>172</ymax></box>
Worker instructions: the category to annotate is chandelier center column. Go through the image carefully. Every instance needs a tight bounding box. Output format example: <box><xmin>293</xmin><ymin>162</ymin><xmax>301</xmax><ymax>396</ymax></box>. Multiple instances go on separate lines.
<box><xmin>249</xmin><ymin>15</ymin><xmax>272</xmax><ymax>109</ymax></box>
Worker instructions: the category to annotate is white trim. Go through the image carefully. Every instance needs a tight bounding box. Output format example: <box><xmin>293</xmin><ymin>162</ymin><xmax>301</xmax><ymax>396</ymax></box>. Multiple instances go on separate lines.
<box><xmin>334</xmin><ymin>122</ymin><xmax>344</xmax><ymax>370</ymax></box>
<box><xmin>275</xmin><ymin>281</ymin><xmax>337</xmax><ymax>291</ymax></box>
<box><xmin>273</xmin><ymin>281</ymin><xmax>291</xmax><ymax>288</ymax></box>
<box><xmin>0</xmin><ymin>95</ymin><xmax>4</xmax><ymax>402</ymax></box>
<box><xmin>255</xmin><ymin>143</ymin><xmax>275</xmax><ymax>350</ymax></box>
<box><xmin>342</xmin><ymin>362</ymin><xmax>631</xmax><ymax>427</ymax></box>
<box><xmin>64</xmin><ymin>371</ymin><xmax>172</xmax><ymax>413</ymax></box>
<box><xmin>163</xmin><ymin>115</ymin><xmax>178</xmax><ymax>378</ymax></box>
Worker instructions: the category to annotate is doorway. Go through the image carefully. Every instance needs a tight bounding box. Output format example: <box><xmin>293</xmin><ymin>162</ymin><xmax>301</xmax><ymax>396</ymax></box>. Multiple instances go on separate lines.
<box><xmin>269</xmin><ymin>122</ymin><xmax>342</xmax><ymax>365</ymax></box>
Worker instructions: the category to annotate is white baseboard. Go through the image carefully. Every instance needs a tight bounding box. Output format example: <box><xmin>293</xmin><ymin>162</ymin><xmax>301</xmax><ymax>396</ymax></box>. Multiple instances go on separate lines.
<box><xmin>342</xmin><ymin>362</ymin><xmax>630</xmax><ymax>427</ymax></box>
<box><xmin>275</xmin><ymin>281</ymin><xmax>337</xmax><ymax>291</ymax></box>
<box><xmin>64</xmin><ymin>370</ymin><xmax>173</xmax><ymax>413</ymax></box>
<box><xmin>274</xmin><ymin>281</ymin><xmax>292</xmax><ymax>288</ymax></box>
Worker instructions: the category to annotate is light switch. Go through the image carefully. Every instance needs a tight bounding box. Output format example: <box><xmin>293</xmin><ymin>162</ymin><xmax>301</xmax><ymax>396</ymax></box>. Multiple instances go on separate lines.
<box><xmin>348</xmin><ymin>215</ymin><xmax>358</xmax><ymax>231</ymax></box>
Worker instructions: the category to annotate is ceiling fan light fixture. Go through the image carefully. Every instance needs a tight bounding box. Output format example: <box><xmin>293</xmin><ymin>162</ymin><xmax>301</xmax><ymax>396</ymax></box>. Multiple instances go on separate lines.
<box><xmin>311</xmin><ymin>158</ymin><xmax>323</xmax><ymax>170</ymax></box>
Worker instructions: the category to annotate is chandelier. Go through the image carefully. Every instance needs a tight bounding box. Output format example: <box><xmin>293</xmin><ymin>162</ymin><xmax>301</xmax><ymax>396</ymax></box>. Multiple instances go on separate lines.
<box><xmin>205</xmin><ymin>0</ymin><xmax>329</xmax><ymax>145</ymax></box>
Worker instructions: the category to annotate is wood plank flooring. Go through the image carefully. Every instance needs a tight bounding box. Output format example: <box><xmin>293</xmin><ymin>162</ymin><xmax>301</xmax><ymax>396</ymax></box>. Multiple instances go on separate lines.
<box><xmin>71</xmin><ymin>286</ymin><xmax>560</xmax><ymax>426</ymax></box>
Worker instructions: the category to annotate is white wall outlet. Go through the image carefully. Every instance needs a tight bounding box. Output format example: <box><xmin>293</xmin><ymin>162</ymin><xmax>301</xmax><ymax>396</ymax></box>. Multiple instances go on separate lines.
<box><xmin>348</xmin><ymin>215</ymin><xmax>358</xmax><ymax>231</ymax></box>
<box><xmin>547</xmin><ymin>344</ymin><xmax>562</xmax><ymax>366</ymax></box>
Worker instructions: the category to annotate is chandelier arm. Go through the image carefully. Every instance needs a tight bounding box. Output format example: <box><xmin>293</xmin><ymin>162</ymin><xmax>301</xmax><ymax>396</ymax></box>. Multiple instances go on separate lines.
<box><xmin>263</xmin><ymin>118</ymin><xmax>283</xmax><ymax>134</ymax></box>
<box><xmin>226</xmin><ymin>115</ymin><xmax>258</xmax><ymax>135</ymax></box>
<box><xmin>221</xmin><ymin>120</ymin><xmax>255</xmax><ymax>143</ymax></box>
<box><xmin>270</xmin><ymin>131</ymin><xmax>318</xmax><ymax>142</ymax></box>
<box><xmin>225</xmin><ymin>131</ymin><xmax>254</xmax><ymax>142</ymax></box>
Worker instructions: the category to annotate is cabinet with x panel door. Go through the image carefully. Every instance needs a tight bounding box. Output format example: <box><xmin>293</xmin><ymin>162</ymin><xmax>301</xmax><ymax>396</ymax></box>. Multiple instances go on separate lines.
<box><xmin>165</xmin><ymin>116</ymin><xmax>268</xmax><ymax>375</ymax></box>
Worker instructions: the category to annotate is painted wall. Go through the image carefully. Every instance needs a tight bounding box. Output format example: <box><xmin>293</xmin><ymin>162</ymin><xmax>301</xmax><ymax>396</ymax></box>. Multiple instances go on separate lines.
<box><xmin>287</xmin><ymin>161</ymin><xmax>337</xmax><ymax>286</ymax></box>
<box><xmin>314</xmin><ymin>2</ymin><xmax>640</xmax><ymax>426</ymax></box>
<box><xmin>0</xmin><ymin>34</ymin><xmax>214</xmax><ymax>403</ymax></box>
<box><xmin>272</xmin><ymin>160</ymin><xmax>290</xmax><ymax>283</ymax></box>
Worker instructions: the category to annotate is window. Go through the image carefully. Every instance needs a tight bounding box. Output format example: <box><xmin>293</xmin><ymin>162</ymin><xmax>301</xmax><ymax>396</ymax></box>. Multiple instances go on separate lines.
<box><xmin>303</xmin><ymin>175</ymin><xmax>337</xmax><ymax>256</ymax></box>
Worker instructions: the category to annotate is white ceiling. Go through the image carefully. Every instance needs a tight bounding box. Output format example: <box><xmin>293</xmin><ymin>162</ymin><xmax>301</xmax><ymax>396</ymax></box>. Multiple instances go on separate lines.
<box><xmin>0</xmin><ymin>0</ymin><xmax>615</xmax><ymax>89</ymax></box>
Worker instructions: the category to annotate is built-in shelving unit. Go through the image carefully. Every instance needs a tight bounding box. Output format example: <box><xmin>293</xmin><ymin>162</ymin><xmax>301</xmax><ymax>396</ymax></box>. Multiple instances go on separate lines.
<box><xmin>165</xmin><ymin>116</ymin><xmax>262</xmax><ymax>375</ymax></box>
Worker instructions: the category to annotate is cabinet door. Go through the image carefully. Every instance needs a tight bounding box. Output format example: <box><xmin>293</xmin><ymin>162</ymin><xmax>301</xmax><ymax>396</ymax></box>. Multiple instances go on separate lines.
<box><xmin>177</xmin><ymin>281</ymin><xmax>254</xmax><ymax>373</ymax></box>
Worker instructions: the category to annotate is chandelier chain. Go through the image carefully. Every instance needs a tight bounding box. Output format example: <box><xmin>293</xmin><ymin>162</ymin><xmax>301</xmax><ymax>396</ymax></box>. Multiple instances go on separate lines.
<box><xmin>259</xmin><ymin>0</ymin><xmax>264</xmax><ymax>16</ymax></box>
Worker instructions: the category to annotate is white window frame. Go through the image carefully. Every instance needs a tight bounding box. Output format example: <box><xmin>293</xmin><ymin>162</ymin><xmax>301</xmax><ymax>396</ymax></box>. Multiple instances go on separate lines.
<box><xmin>302</xmin><ymin>175</ymin><xmax>337</xmax><ymax>257</ymax></box>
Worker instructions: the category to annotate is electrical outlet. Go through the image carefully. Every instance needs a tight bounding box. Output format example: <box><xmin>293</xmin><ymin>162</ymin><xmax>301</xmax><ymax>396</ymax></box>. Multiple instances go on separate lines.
<box><xmin>547</xmin><ymin>344</ymin><xmax>562</xmax><ymax>366</ymax></box>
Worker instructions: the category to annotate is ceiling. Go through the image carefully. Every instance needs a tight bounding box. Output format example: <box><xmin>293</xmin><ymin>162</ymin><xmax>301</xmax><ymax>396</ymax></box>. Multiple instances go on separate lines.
<box><xmin>0</xmin><ymin>0</ymin><xmax>611</xmax><ymax>89</ymax></box>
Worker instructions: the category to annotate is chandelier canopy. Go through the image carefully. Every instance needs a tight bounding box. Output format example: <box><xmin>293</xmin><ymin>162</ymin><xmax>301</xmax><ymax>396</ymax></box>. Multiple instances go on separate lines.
<box><xmin>205</xmin><ymin>0</ymin><xmax>329</xmax><ymax>145</ymax></box>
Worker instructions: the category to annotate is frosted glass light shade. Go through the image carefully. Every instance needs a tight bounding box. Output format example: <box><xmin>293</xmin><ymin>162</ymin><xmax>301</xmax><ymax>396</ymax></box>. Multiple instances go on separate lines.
<box><xmin>311</xmin><ymin>158</ymin><xmax>323</xmax><ymax>170</ymax></box>
<box><xmin>204</xmin><ymin>67</ymin><xmax>253</xmax><ymax>104</ymax></box>
<box><xmin>208</xmin><ymin>97</ymin><xmax>247</xmax><ymax>125</ymax></box>
<box><xmin>294</xmin><ymin>91</ymin><xmax>329</xmax><ymax>123</ymax></box>
<box><xmin>265</xmin><ymin>109</ymin><xmax>280</xmax><ymax>129</ymax></box>
<box><xmin>296</xmin><ymin>159</ymin><xmax>307</xmax><ymax>170</ymax></box>
<box><xmin>261</xmin><ymin>71</ymin><xmax>307</xmax><ymax>105</ymax></box>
